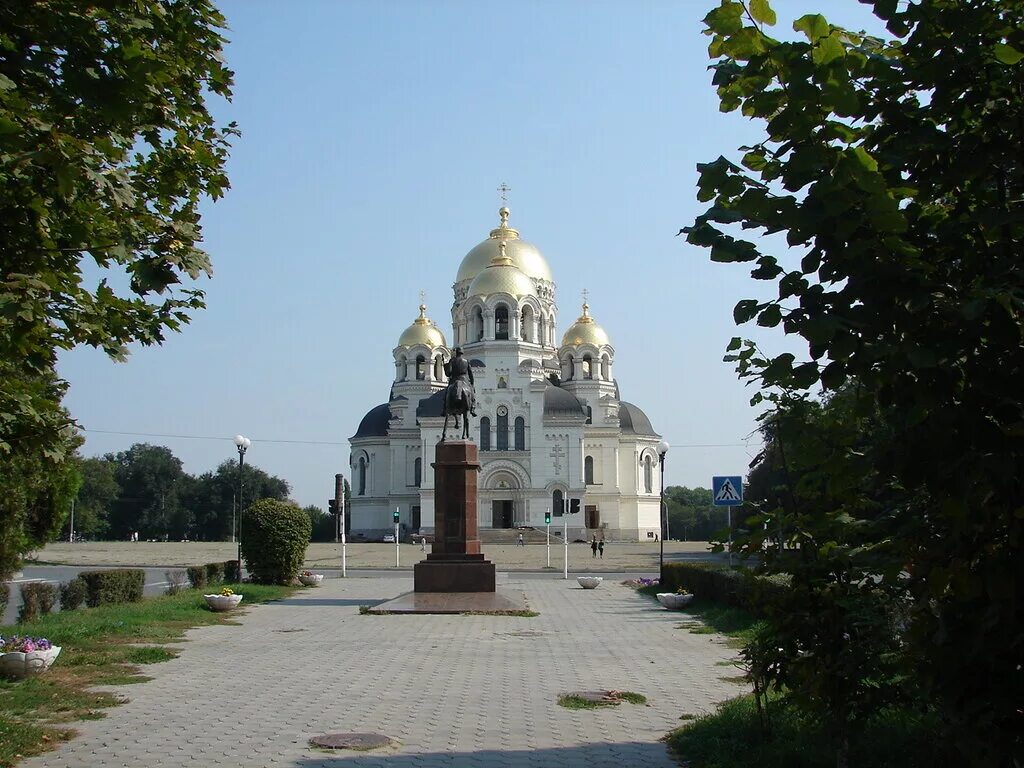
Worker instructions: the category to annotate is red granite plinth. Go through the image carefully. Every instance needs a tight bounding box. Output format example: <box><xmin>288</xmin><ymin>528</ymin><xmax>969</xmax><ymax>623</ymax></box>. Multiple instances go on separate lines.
<box><xmin>414</xmin><ymin>440</ymin><xmax>495</xmax><ymax>593</ymax></box>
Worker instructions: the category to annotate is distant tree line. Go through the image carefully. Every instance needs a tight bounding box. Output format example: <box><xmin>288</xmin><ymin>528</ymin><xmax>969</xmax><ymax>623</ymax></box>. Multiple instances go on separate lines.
<box><xmin>73</xmin><ymin>443</ymin><xmax>350</xmax><ymax>543</ymax></box>
<box><xmin>664</xmin><ymin>486</ymin><xmax>730</xmax><ymax>541</ymax></box>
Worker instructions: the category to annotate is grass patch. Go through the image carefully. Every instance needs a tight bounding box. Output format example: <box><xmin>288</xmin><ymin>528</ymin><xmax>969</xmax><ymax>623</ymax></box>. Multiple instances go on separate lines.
<box><xmin>636</xmin><ymin>585</ymin><xmax>763</xmax><ymax>646</ymax></box>
<box><xmin>666</xmin><ymin>693</ymin><xmax>943</xmax><ymax>768</ymax></box>
<box><xmin>0</xmin><ymin>582</ymin><xmax>294</xmax><ymax>765</ymax></box>
<box><xmin>558</xmin><ymin>691</ymin><xmax>647</xmax><ymax>709</ymax></box>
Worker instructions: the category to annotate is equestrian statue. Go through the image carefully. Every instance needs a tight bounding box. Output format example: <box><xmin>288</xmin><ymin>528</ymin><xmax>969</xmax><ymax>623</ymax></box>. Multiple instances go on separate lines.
<box><xmin>442</xmin><ymin>347</ymin><xmax>477</xmax><ymax>441</ymax></box>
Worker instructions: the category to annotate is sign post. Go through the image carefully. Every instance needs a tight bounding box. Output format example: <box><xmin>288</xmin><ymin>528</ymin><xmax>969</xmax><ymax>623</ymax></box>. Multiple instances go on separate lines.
<box><xmin>712</xmin><ymin>476</ymin><xmax>744</xmax><ymax>566</ymax></box>
<box><xmin>545</xmin><ymin>509</ymin><xmax>551</xmax><ymax>568</ymax></box>
<box><xmin>563</xmin><ymin>511</ymin><xmax>569</xmax><ymax>580</ymax></box>
<box><xmin>393</xmin><ymin>508</ymin><xmax>400</xmax><ymax>568</ymax></box>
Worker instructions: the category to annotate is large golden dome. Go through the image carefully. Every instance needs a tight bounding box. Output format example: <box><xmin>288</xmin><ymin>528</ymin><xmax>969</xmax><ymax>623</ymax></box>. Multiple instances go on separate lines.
<box><xmin>456</xmin><ymin>207</ymin><xmax>553</xmax><ymax>284</ymax></box>
<box><xmin>467</xmin><ymin>242</ymin><xmax>537</xmax><ymax>300</ymax></box>
<box><xmin>561</xmin><ymin>303</ymin><xmax>610</xmax><ymax>347</ymax></box>
<box><xmin>398</xmin><ymin>304</ymin><xmax>447</xmax><ymax>348</ymax></box>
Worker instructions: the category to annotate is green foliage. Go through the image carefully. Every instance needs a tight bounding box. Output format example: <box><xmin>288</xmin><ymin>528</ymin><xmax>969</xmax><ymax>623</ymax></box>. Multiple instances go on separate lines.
<box><xmin>689</xmin><ymin>0</ymin><xmax>1024</xmax><ymax>762</ymax></box>
<box><xmin>178</xmin><ymin>458</ymin><xmax>291</xmax><ymax>541</ymax></box>
<box><xmin>58</xmin><ymin>577</ymin><xmax>87</xmax><ymax>611</ymax></box>
<box><xmin>164</xmin><ymin>569</ymin><xmax>187</xmax><ymax>596</ymax></box>
<box><xmin>305</xmin><ymin>504</ymin><xmax>335</xmax><ymax>542</ymax></box>
<box><xmin>222</xmin><ymin>560</ymin><xmax>240</xmax><ymax>583</ymax></box>
<box><xmin>240</xmin><ymin>499</ymin><xmax>311</xmax><ymax>584</ymax></box>
<box><xmin>665</xmin><ymin>486</ymin><xmax>731</xmax><ymax>541</ymax></box>
<box><xmin>660</xmin><ymin>563</ymin><xmax>787</xmax><ymax>615</ymax></box>
<box><xmin>0</xmin><ymin>0</ymin><xmax>236</xmax><ymax>463</ymax></box>
<box><xmin>204</xmin><ymin>562</ymin><xmax>224</xmax><ymax>584</ymax></box>
<box><xmin>106</xmin><ymin>444</ymin><xmax>186</xmax><ymax>541</ymax></box>
<box><xmin>78</xmin><ymin>569</ymin><xmax>144</xmax><ymax>607</ymax></box>
<box><xmin>0</xmin><ymin>583</ymin><xmax>7</xmax><ymax>615</ymax></box>
<box><xmin>72</xmin><ymin>456</ymin><xmax>120</xmax><ymax>538</ymax></box>
<box><xmin>185</xmin><ymin>566</ymin><xmax>207</xmax><ymax>590</ymax></box>
<box><xmin>17</xmin><ymin>581</ymin><xmax>58</xmax><ymax>622</ymax></box>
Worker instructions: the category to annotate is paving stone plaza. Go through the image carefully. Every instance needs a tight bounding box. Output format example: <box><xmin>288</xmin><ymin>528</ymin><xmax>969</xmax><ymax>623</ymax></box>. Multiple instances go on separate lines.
<box><xmin>27</xmin><ymin>575</ymin><xmax>745</xmax><ymax>768</ymax></box>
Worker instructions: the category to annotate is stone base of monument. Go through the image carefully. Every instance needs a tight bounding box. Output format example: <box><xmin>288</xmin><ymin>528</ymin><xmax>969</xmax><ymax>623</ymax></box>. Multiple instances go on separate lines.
<box><xmin>414</xmin><ymin>553</ymin><xmax>495</xmax><ymax>592</ymax></box>
<box><xmin>366</xmin><ymin>589</ymin><xmax>529</xmax><ymax>615</ymax></box>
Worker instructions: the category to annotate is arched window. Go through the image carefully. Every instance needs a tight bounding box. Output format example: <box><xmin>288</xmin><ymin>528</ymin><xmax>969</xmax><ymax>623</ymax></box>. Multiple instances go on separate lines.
<box><xmin>601</xmin><ymin>354</ymin><xmax>610</xmax><ymax>380</ymax></box>
<box><xmin>644</xmin><ymin>455</ymin><xmax>653</xmax><ymax>494</ymax></box>
<box><xmin>398</xmin><ymin>355</ymin><xmax>407</xmax><ymax>382</ymax></box>
<box><xmin>416</xmin><ymin>354</ymin><xmax>426</xmax><ymax>380</ymax></box>
<box><xmin>548</xmin><ymin>315</ymin><xmax>556</xmax><ymax>345</ymax></box>
<box><xmin>521</xmin><ymin>307</ymin><xmax>533</xmax><ymax>342</ymax></box>
<box><xmin>583</xmin><ymin>354</ymin><xmax>593</xmax><ymax>379</ymax></box>
<box><xmin>496</xmin><ymin>409</ymin><xmax>509</xmax><ymax>450</ymax></box>
<box><xmin>414</xmin><ymin>457</ymin><xmax>422</xmax><ymax>488</ymax></box>
<box><xmin>552</xmin><ymin>489</ymin><xmax>564</xmax><ymax>516</ymax></box>
<box><xmin>434</xmin><ymin>356</ymin><xmax>444</xmax><ymax>381</ymax></box>
<box><xmin>358</xmin><ymin>457</ymin><xmax>367</xmax><ymax>495</ymax></box>
<box><xmin>514</xmin><ymin>417</ymin><xmax>525</xmax><ymax>451</ymax></box>
<box><xmin>586</xmin><ymin>406</ymin><xmax>593</xmax><ymax>424</ymax></box>
<box><xmin>472</xmin><ymin>306</ymin><xmax>484</xmax><ymax>341</ymax></box>
<box><xmin>538</xmin><ymin>314</ymin><xmax>546</xmax><ymax>346</ymax></box>
<box><xmin>562</xmin><ymin>354</ymin><xmax>573</xmax><ymax>381</ymax></box>
<box><xmin>585</xmin><ymin>455</ymin><xmax>595</xmax><ymax>485</ymax></box>
<box><xmin>497</xmin><ymin>376</ymin><xmax>507</xmax><ymax>389</ymax></box>
<box><xmin>495</xmin><ymin>304</ymin><xmax>509</xmax><ymax>340</ymax></box>
<box><xmin>479</xmin><ymin>417</ymin><xmax>491</xmax><ymax>451</ymax></box>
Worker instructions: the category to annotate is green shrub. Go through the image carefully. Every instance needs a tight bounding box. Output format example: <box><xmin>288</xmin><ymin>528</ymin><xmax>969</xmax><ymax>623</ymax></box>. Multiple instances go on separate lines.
<box><xmin>240</xmin><ymin>498</ymin><xmax>311</xmax><ymax>584</ymax></box>
<box><xmin>79</xmin><ymin>569</ymin><xmax>145</xmax><ymax>607</ymax></box>
<box><xmin>59</xmin><ymin>577</ymin><xmax>88</xmax><ymax>610</ymax></box>
<box><xmin>223</xmin><ymin>560</ymin><xmax>240</xmax><ymax>583</ymax></box>
<box><xmin>165</xmin><ymin>569</ymin><xmax>188</xmax><ymax>595</ymax></box>
<box><xmin>661</xmin><ymin>563</ymin><xmax>788</xmax><ymax>615</ymax></box>
<box><xmin>18</xmin><ymin>581</ymin><xmax>58</xmax><ymax>622</ymax></box>
<box><xmin>204</xmin><ymin>562</ymin><xmax>224</xmax><ymax>584</ymax></box>
<box><xmin>185</xmin><ymin>566</ymin><xmax>207</xmax><ymax>589</ymax></box>
<box><xmin>0</xmin><ymin>582</ymin><xmax>8</xmax><ymax>615</ymax></box>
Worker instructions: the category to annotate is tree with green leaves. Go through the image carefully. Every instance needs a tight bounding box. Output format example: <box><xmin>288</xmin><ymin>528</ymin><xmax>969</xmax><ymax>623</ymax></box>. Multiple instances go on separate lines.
<box><xmin>106</xmin><ymin>443</ymin><xmax>186</xmax><ymax>540</ymax></box>
<box><xmin>0</xmin><ymin>1</ymin><xmax>236</xmax><ymax>461</ymax></box>
<box><xmin>72</xmin><ymin>455</ymin><xmax>121</xmax><ymax>538</ymax></box>
<box><xmin>686</xmin><ymin>0</ymin><xmax>1022</xmax><ymax>763</ymax></box>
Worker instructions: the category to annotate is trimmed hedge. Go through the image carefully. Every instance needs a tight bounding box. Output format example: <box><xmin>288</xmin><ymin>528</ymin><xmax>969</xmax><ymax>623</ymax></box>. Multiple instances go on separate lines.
<box><xmin>59</xmin><ymin>577</ymin><xmax>88</xmax><ymax>610</ymax></box>
<box><xmin>204</xmin><ymin>562</ymin><xmax>224</xmax><ymax>584</ymax></box>
<box><xmin>240</xmin><ymin>498</ymin><xmax>311</xmax><ymax>584</ymax></box>
<box><xmin>661</xmin><ymin>563</ymin><xmax>788</xmax><ymax>615</ymax></box>
<box><xmin>186</xmin><ymin>566</ymin><xmax>207</xmax><ymax>589</ymax></box>
<box><xmin>0</xmin><ymin>582</ymin><xmax>8</xmax><ymax>616</ymax></box>
<box><xmin>79</xmin><ymin>569</ymin><xmax>145</xmax><ymax>607</ymax></box>
<box><xmin>223</xmin><ymin>560</ymin><xmax>240</xmax><ymax>583</ymax></box>
<box><xmin>19</xmin><ymin>581</ymin><xmax>58</xmax><ymax>622</ymax></box>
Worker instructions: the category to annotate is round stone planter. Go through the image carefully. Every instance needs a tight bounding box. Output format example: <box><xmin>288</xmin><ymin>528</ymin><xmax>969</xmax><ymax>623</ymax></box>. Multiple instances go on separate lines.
<box><xmin>0</xmin><ymin>646</ymin><xmax>61</xmax><ymax>679</ymax></box>
<box><xmin>298</xmin><ymin>574</ymin><xmax>324</xmax><ymax>586</ymax></box>
<box><xmin>204</xmin><ymin>594</ymin><xmax>243</xmax><ymax>611</ymax></box>
<box><xmin>577</xmin><ymin>576</ymin><xmax>603</xmax><ymax>589</ymax></box>
<box><xmin>656</xmin><ymin>592</ymin><xmax>694</xmax><ymax>609</ymax></box>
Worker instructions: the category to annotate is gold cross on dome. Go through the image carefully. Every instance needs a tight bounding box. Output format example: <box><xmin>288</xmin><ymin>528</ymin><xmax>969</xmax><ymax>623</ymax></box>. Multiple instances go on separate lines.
<box><xmin>497</xmin><ymin>182</ymin><xmax>511</xmax><ymax>204</ymax></box>
<box><xmin>419</xmin><ymin>289</ymin><xmax>426</xmax><ymax>304</ymax></box>
<box><xmin>582</xmin><ymin>288</ymin><xmax>589</xmax><ymax>305</ymax></box>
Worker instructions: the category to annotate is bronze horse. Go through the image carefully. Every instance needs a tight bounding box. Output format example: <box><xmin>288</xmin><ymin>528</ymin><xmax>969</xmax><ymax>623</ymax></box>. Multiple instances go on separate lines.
<box><xmin>441</xmin><ymin>347</ymin><xmax>476</xmax><ymax>441</ymax></box>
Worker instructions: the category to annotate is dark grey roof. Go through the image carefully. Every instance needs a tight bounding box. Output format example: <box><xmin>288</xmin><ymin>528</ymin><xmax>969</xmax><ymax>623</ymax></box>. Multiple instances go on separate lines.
<box><xmin>619</xmin><ymin>401</ymin><xmax>658</xmax><ymax>436</ymax></box>
<box><xmin>353</xmin><ymin>403</ymin><xmax>390</xmax><ymax>438</ymax></box>
<box><xmin>415</xmin><ymin>389</ymin><xmax>446</xmax><ymax>418</ymax></box>
<box><xmin>544</xmin><ymin>384</ymin><xmax>586</xmax><ymax>417</ymax></box>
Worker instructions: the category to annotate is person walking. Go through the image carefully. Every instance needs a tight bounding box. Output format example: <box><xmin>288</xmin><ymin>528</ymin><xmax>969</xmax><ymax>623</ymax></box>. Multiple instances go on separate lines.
<box><xmin>598</xmin><ymin>539</ymin><xmax>605</xmax><ymax>559</ymax></box>
<box><xmin>517</xmin><ymin>532</ymin><xmax>524</xmax><ymax>547</ymax></box>
<box><xmin>591</xmin><ymin>536</ymin><xmax>598</xmax><ymax>558</ymax></box>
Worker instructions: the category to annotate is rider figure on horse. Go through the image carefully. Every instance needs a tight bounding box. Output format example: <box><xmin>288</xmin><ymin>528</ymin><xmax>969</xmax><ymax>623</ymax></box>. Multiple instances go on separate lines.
<box><xmin>443</xmin><ymin>347</ymin><xmax>477</xmax><ymax>418</ymax></box>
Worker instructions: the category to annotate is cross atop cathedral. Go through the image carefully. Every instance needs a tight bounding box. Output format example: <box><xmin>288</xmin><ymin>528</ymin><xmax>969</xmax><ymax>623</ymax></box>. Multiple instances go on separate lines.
<box><xmin>419</xmin><ymin>289</ymin><xmax>426</xmax><ymax>305</ymax></box>
<box><xmin>497</xmin><ymin>182</ymin><xmax>511</xmax><ymax>204</ymax></box>
<box><xmin>582</xmin><ymin>288</ymin><xmax>589</xmax><ymax>306</ymax></box>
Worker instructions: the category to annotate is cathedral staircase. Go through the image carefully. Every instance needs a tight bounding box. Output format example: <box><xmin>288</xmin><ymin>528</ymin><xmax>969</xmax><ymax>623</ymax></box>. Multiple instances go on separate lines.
<box><xmin>479</xmin><ymin>527</ymin><xmax>557</xmax><ymax>545</ymax></box>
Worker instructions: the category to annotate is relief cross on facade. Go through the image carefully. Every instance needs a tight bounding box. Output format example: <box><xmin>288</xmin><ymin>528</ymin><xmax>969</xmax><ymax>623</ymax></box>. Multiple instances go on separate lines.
<box><xmin>550</xmin><ymin>444</ymin><xmax>566</xmax><ymax>475</ymax></box>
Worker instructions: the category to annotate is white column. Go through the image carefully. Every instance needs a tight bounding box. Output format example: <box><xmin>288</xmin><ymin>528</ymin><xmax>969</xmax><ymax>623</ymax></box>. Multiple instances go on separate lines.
<box><xmin>484</xmin><ymin>311</ymin><xmax>495</xmax><ymax>340</ymax></box>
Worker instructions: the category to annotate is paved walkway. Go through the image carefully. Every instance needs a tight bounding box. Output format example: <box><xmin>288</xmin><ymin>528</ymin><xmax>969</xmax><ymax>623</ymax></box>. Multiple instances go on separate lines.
<box><xmin>28</xmin><ymin>576</ymin><xmax>745</xmax><ymax>768</ymax></box>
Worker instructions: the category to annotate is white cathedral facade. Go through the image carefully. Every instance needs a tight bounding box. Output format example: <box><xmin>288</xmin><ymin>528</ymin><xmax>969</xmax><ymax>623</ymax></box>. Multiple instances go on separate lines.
<box><xmin>349</xmin><ymin>207</ymin><xmax>664</xmax><ymax>541</ymax></box>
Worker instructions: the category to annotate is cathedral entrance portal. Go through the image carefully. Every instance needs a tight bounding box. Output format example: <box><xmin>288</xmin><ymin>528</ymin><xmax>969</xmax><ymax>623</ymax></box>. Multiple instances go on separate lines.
<box><xmin>492</xmin><ymin>500</ymin><xmax>514</xmax><ymax>529</ymax></box>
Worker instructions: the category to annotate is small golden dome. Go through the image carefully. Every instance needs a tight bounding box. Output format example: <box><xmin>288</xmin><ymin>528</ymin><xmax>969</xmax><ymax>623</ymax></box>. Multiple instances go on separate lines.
<box><xmin>561</xmin><ymin>302</ymin><xmax>610</xmax><ymax>347</ymax></box>
<box><xmin>456</xmin><ymin>207</ymin><xmax>553</xmax><ymax>284</ymax></box>
<box><xmin>398</xmin><ymin>304</ymin><xmax>447</xmax><ymax>348</ymax></box>
<box><xmin>467</xmin><ymin>241</ymin><xmax>537</xmax><ymax>300</ymax></box>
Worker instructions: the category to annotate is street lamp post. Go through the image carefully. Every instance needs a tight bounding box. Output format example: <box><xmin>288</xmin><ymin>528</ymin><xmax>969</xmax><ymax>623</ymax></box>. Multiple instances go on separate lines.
<box><xmin>657</xmin><ymin>439</ymin><xmax>670</xmax><ymax>584</ymax></box>
<box><xmin>234</xmin><ymin>435</ymin><xmax>251</xmax><ymax>583</ymax></box>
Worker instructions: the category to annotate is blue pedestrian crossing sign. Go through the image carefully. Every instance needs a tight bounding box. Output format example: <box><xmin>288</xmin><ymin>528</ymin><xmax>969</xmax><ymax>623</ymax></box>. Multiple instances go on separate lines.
<box><xmin>712</xmin><ymin>476</ymin><xmax>743</xmax><ymax>506</ymax></box>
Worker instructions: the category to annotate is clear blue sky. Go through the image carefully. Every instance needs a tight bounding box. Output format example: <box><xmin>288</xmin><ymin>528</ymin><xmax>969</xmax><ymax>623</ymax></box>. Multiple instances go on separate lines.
<box><xmin>57</xmin><ymin>0</ymin><xmax>887</xmax><ymax>509</ymax></box>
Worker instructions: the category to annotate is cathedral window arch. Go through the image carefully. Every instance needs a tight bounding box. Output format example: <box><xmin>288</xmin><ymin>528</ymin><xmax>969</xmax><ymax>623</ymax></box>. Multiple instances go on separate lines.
<box><xmin>561</xmin><ymin>353</ymin><xmax>573</xmax><ymax>381</ymax></box>
<box><xmin>397</xmin><ymin>355</ymin><xmax>408</xmax><ymax>382</ymax></box>
<box><xmin>585</xmin><ymin>455</ymin><xmax>595</xmax><ymax>485</ymax></box>
<box><xmin>601</xmin><ymin>354</ymin><xmax>610</xmax><ymax>380</ymax></box>
<box><xmin>514</xmin><ymin>416</ymin><xmax>525</xmax><ymax>451</ymax></box>
<box><xmin>471</xmin><ymin>305</ymin><xmax>484</xmax><ymax>341</ymax></box>
<box><xmin>496</xmin><ymin>406</ymin><xmax>509</xmax><ymax>450</ymax></box>
<box><xmin>552</xmin><ymin>488</ymin><xmax>564</xmax><ymax>516</ymax></box>
<box><xmin>495</xmin><ymin>303</ymin><xmax>510</xmax><ymax>340</ymax></box>
<box><xmin>358</xmin><ymin>456</ymin><xmax>367</xmax><ymax>495</ymax></box>
<box><xmin>415</xmin><ymin>354</ymin><xmax>426</xmax><ymax>380</ymax></box>
<box><xmin>414</xmin><ymin>457</ymin><xmax>422</xmax><ymax>488</ymax></box>
<box><xmin>548</xmin><ymin>314</ymin><xmax>556</xmax><ymax>345</ymax></box>
<box><xmin>643</xmin><ymin>455</ymin><xmax>653</xmax><ymax>494</ymax></box>
<box><xmin>582</xmin><ymin>354</ymin><xmax>593</xmax><ymax>379</ymax></box>
<box><xmin>586</xmin><ymin>406</ymin><xmax>593</xmax><ymax>424</ymax></box>
<box><xmin>479</xmin><ymin>416</ymin><xmax>491</xmax><ymax>451</ymax></box>
<box><xmin>434</xmin><ymin>355</ymin><xmax>444</xmax><ymax>381</ymax></box>
<box><xmin>521</xmin><ymin>306</ymin><xmax>534</xmax><ymax>342</ymax></box>
<box><xmin>538</xmin><ymin>314</ymin><xmax>546</xmax><ymax>346</ymax></box>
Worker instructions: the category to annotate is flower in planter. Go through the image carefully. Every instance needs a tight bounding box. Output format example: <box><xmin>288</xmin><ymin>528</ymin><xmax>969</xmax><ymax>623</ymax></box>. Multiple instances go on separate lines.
<box><xmin>300</xmin><ymin>570</ymin><xmax>314</xmax><ymax>577</ymax></box>
<box><xmin>1</xmin><ymin>635</ymin><xmax>53</xmax><ymax>653</ymax></box>
<box><xmin>220</xmin><ymin>587</ymin><xmax>235</xmax><ymax>597</ymax></box>
<box><xmin>675</xmin><ymin>587</ymin><xmax>690</xmax><ymax>595</ymax></box>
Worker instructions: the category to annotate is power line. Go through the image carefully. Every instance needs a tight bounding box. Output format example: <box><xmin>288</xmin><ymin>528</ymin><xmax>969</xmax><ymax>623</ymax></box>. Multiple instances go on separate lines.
<box><xmin>83</xmin><ymin>428</ymin><xmax>753</xmax><ymax>449</ymax></box>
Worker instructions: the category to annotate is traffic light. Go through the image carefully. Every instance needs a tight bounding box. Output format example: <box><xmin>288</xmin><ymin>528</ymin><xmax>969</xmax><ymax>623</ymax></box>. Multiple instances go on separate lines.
<box><xmin>544</xmin><ymin>511</ymin><xmax>551</xmax><ymax>525</ymax></box>
<box><xmin>393</xmin><ymin>509</ymin><xmax>400</xmax><ymax>523</ymax></box>
<box><xmin>569</xmin><ymin>498</ymin><xmax>580</xmax><ymax>515</ymax></box>
<box><xmin>328</xmin><ymin>499</ymin><xmax>338</xmax><ymax>515</ymax></box>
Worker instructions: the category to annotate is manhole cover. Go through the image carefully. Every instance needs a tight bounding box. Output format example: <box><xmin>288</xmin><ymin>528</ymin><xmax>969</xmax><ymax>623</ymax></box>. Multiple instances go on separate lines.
<box><xmin>310</xmin><ymin>733</ymin><xmax>394</xmax><ymax>751</ymax></box>
<box><xmin>272</xmin><ymin>628</ymin><xmax>307</xmax><ymax>633</ymax></box>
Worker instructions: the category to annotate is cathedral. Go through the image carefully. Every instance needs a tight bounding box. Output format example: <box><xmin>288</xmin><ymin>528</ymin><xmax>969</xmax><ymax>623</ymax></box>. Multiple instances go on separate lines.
<box><xmin>349</xmin><ymin>207</ymin><xmax>664</xmax><ymax>541</ymax></box>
